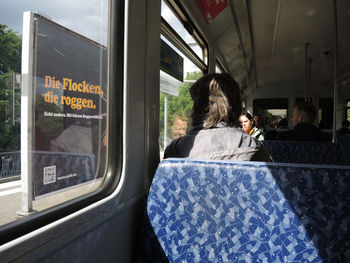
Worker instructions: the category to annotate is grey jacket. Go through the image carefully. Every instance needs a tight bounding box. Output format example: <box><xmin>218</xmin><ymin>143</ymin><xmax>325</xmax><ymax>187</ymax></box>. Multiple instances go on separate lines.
<box><xmin>164</xmin><ymin>123</ymin><xmax>270</xmax><ymax>161</ymax></box>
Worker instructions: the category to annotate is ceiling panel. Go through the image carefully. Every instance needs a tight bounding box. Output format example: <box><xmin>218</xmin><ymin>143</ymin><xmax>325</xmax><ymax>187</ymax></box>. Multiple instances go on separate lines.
<box><xmin>181</xmin><ymin>0</ymin><xmax>350</xmax><ymax>90</ymax></box>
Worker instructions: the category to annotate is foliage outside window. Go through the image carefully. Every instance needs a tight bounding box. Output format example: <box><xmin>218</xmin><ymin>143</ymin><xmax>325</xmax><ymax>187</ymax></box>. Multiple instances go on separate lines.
<box><xmin>0</xmin><ymin>25</ymin><xmax>21</xmax><ymax>152</ymax></box>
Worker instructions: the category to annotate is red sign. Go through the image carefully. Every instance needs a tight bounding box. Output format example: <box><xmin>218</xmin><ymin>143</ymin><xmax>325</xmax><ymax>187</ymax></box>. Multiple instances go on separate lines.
<box><xmin>195</xmin><ymin>0</ymin><xmax>228</xmax><ymax>24</ymax></box>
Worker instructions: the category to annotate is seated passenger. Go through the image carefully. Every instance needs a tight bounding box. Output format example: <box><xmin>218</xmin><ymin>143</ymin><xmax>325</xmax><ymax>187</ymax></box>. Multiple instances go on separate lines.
<box><xmin>164</xmin><ymin>73</ymin><xmax>270</xmax><ymax>161</ymax></box>
<box><xmin>253</xmin><ymin>113</ymin><xmax>265</xmax><ymax>132</ymax></box>
<box><xmin>277</xmin><ymin>118</ymin><xmax>289</xmax><ymax>132</ymax></box>
<box><xmin>240</xmin><ymin>113</ymin><xmax>265</xmax><ymax>141</ymax></box>
<box><xmin>275</xmin><ymin>102</ymin><xmax>330</xmax><ymax>142</ymax></box>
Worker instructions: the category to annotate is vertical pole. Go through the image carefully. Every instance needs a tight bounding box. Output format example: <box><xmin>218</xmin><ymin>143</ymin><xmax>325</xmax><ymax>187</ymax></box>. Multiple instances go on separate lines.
<box><xmin>308</xmin><ymin>58</ymin><xmax>312</xmax><ymax>101</ymax></box>
<box><xmin>304</xmin><ymin>42</ymin><xmax>310</xmax><ymax>102</ymax></box>
<box><xmin>18</xmin><ymin>12</ymin><xmax>34</xmax><ymax>215</ymax></box>
<box><xmin>332</xmin><ymin>0</ymin><xmax>338</xmax><ymax>143</ymax></box>
<box><xmin>163</xmin><ymin>94</ymin><xmax>168</xmax><ymax>149</ymax></box>
<box><xmin>208</xmin><ymin>40</ymin><xmax>215</xmax><ymax>74</ymax></box>
<box><xmin>12</xmin><ymin>72</ymin><xmax>16</xmax><ymax>126</ymax></box>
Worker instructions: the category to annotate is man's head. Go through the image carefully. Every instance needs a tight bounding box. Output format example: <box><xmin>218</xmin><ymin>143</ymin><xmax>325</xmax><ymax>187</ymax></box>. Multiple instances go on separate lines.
<box><xmin>253</xmin><ymin>114</ymin><xmax>262</xmax><ymax>127</ymax></box>
<box><xmin>171</xmin><ymin>117</ymin><xmax>188</xmax><ymax>138</ymax></box>
<box><xmin>291</xmin><ymin>102</ymin><xmax>316</xmax><ymax>127</ymax></box>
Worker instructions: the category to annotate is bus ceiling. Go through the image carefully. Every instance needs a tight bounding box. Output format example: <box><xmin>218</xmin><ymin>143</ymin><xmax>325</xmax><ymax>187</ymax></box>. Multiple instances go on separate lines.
<box><xmin>180</xmin><ymin>0</ymin><xmax>350</xmax><ymax>94</ymax></box>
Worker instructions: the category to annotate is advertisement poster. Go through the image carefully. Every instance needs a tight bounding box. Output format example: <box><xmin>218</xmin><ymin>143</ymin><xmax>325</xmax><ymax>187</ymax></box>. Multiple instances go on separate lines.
<box><xmin>31</xmin><ymin>14</ymin><xmax>107</xmax><ymax>198</ymax></box>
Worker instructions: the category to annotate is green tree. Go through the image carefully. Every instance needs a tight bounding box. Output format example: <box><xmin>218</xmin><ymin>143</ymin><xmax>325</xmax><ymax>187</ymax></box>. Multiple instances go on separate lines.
<box><xmin>186</xmin><ymin>71</ymin><xmax>203</xmax><ymax>81</ymax></box>
<box><xmin>0</xmin><ymin>25</ymin><xmax>21</xmax><ymax>74</ymax></box>
<box><xmin>0</xmin><ymin>25</ymin><xmax>21</xmax><ymax>151</ymax></box>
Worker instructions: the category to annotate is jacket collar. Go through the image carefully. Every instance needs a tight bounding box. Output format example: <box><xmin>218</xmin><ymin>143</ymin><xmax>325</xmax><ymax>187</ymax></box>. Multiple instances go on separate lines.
<box><xmin>188</xmin><ymin>122</ymin><xmax>238</xmax><ymax>135</ymax></box>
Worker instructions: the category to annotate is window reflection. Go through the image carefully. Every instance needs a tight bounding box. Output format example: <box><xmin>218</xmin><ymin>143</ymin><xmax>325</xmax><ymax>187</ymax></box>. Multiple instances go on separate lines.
<box><xmin>0</xmin><ymin>1</ymin><xmax>108</xmax><ymax>226</ymax></box>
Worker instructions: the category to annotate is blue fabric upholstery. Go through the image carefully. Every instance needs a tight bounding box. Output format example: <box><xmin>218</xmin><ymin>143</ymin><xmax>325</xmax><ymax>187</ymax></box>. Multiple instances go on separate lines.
<box><xmin>136</xmin><ymin>209</ymin><xmax>169</xmax><ymax>263</ymax></box>
<box><xmin>147</xmin><ymin>158</ymin><xmax>350</xmax><ymax>262</ymax></box>
<box><xmin>261</xmin><ymin>140</ymin><xmax>345</xmax><ymax>165</ymax></box>
<box><xmin>338</xmin><ymin>134</ymin><xmax>350</xmax><ymax>165</ymax></box>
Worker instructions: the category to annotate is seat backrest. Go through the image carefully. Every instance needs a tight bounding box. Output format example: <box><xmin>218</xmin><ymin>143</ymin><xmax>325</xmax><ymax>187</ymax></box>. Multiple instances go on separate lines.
<box><xmin>147</xmin><ymin>158</ymin><xmax>350</xmax><ymax>262</ymax></box>
<box><xmin>338</xmin><ymin>134</ymin><xmax>350</xmax><ymax>165</ymax></box>
<box><xmin>261</xmin><ymin>140</ymin><xmax>345</xmax><ymax>165</ymax></box>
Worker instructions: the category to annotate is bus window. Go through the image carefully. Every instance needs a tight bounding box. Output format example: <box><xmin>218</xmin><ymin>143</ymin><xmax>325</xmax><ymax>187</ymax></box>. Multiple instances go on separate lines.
<box><xmin>160</xmin><ymin>1</ymin><xmax>207</xmax><ymax>159</ymax></box>
<box><xmin>215</xmin><ymin>66</ymin><xmax>222</xmax><ymax>73</ymax></box>
<box><xmin>253</xmin><ymin>98</ymin><xmax>289</xmax><ymax>130</ymax></box>
<box><xmin>161</xmin><ymin>0</ymin><xmax>207</xmax><ymax>64</ymax></box>
<box><xmin>159</xmin><ymin>36</ymin><xmax>202</xmax><ymax>159</ymax></box>
<box><xmin>0</xmin><ymin>1</ymin><xmax>109</xmax><ymax>227</ymax></box>
<box><xmin>215</xmin><ymin>59</ymin><xmax>224</xmax><ymax>73</ymax></box>
<box><xmin>346</xmin><ymin>99</ymin><xmax>350</xmax><ymax>122</ymax></box>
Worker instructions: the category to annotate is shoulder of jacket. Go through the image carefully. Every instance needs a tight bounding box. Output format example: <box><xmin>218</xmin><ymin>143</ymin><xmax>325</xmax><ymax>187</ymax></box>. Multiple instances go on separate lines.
<box><xmin>164</xmin><ymin>137</ymin><xmax>182</xmax><ymax>158</ymax></box>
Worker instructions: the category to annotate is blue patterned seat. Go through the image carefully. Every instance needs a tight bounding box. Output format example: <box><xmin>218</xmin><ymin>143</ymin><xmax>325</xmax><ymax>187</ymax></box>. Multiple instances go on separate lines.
<box><xmin>147</xmin><ymin>158</ymin><xmax>350</xmax><ymax>262</ymax></box>
<box><xmin>261</xmin><ymin>140</ymin><xmax>345</xmax><ymax>165</ymax></box>
<box><xmin>338</xmin><ymin>134</ymin><xmax>350</xmax><ymax>165</ymax></box>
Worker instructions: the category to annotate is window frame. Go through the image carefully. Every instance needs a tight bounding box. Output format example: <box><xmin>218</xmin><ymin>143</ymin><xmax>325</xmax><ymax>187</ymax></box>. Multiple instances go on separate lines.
<box><xmin>216</xmin><ymin>59</ymin><xmax>225</xmax><ymax>73</ymax></box>
<box><xmin>161</xmin><ymin>0</ymin><xmax>208</xmax><ymax>73</ymax></box>
<box><xmin>0</xmin><ymin>0</ymin><xmax>124</xmax><ymax>245</ymax></box>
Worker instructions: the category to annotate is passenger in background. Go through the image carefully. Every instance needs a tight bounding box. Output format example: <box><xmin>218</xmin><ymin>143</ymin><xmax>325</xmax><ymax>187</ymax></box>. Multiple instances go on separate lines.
<box><xmin>240</xmin><ymin>113</ymin><xmax>265</xmax><ymax>141</ymax></box>
<box><xmin>164</xmin><ymin>73</ymin><xmax>270</xmax><ymax>161</ymax></box>
<box><xmin>253</xmin><ymin>113</ymin><xmax>265</xmax><ymax>132</ymax></box>
<box><xmin>263</xmin><ymin>118</ymin><xmax>288</xmax><ymax>140</ymax></box>
<box><xmin>277</xmin><ymin>118</ymin><xmax>289</xmax><ymax>132</ymax></box>
<box><xmin>275</xmin><ymin>102</ymin><xmax>330</xmax><ymax>141</ymax></box>
<box><xmin>171</xmin><ymin>114</ymin><xmax>188</xmax><ymax>139</ymax></box>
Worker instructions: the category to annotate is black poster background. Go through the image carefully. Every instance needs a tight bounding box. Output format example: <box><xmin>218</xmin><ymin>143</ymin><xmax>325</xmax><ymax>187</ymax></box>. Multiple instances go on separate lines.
<box><xmin>33</xmin><ymin>151</ymin><xmax>95</xmax><ymax>197</ymax></box>
<box><xmin>160</xmin><ymin>39</ymin><xmax>184</xmax><ymax>82</ymax></box>
<box><xmin>32</xmin><ymin>15</ymin><xmax>107</xmax><ymax>198</ymax></box>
